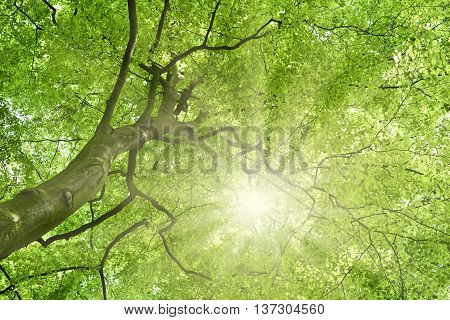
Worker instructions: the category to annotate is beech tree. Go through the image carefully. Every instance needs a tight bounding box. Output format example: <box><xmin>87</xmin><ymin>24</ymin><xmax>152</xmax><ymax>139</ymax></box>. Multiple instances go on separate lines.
<box><xmin>0</xmin><ymin>0</ymin><xmax>448</xmax><ymax>299</ymax></box>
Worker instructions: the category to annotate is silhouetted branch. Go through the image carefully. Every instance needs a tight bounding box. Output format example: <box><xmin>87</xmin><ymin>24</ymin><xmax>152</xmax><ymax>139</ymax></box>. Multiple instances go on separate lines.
<box><xmin>0</xmin><ymin>284</ymin><xmax>14</xmax><ymax>295</ymax></box>
<box><xmin>382</xmin><ymin>234</ymin><xmax>405</xmax><ymax>299</ymax></box>
<box><xmin>22</xmin><ymin>138</ymin><xmax>82</xmax><ymax>143</ymax></box>
<box><xmin>320</xmin><ymin>244</ymin><xmax>371</xmax><ymax>299</ymax></box>
<box><xmin>41</xmin><ymin>0</ymin><xmax>58</xmax><ymax>26</ymax></box>
<box><xmin>405</xmin><ymin>168</ymin><xmax>424</xmax><ymax>175</ymax></box>
<box><xmin>13</xmin><ymin>1</ymin><xmax>43</xmax><ymax>30</ymax></box>
<box><xmin>174</xmin><ymin>78</ymin><xmax>202</xmax><ymax>117</ymax></box>
<box><xmin>379</xmin><ymin>79</ymin><xmax>423</xmax><ymax>90</ymax></box>
<box><xmin>98</xmin><ymin>0</ymin><xmax>138</xmax><ymax>130</ymax></box>
<box><xmin>312</xmin><ymin>92</ymin><xmax>414</xmax><ymax>187</ymax></box>
<box><xmin>0</xmin><ymin>185</ymin><xmax>12</xmax><ymax>201</ymax></box>
<box><xmin>125</xmin><ymin>149</ymin><xmax>210</xmax><ymax>278</ymax></box>
<box><xmin>382</xmin><ymin>207</ymin><xmax>449</xmax><ymax>236</ymax></box>
<box><xmin>39</xmin><ymin>195</ymin><xmax>136</xmax><ymax>247</ymax></box>
<box><xmin>136</xmin><ymin>190</ymin><xmax>212</xmax><ymax>280</ymax></box>
<box><xmin>203</xmin><ymin>0</ymin><xmax>222</xmax><ymax>44</ymax></box>
<box><xmin>99</xmin><ymin>219</ymin><xmax>148</xmax><ymax>300</ymax></box>
<box><xmin>137</xmin><ymin>64</ymin><xmax>162</xmax><ymax>125</ymax></box>
<box><xmin>306</xmin><ymin>19</ymin><xmax>398</xmax><ymax>37</ymax></box>
<box><xmin>20</xmin><ymin>266</ymin><xmax>92</xmax><ymax>282</ymax></box>
<box><xmin>0</xmin><ymin>264</ymin><xmax>21</xmax><ymax>299</ymax></box>
<box><xmin>89</xmin><ymin>184</ymin><xmax>106</xmax><ymax>248</ymax></box>
<box><xmin>150</xmin><ymin>0</ymin><xmax>170</xmax><ymax>52</ymax></box>
<box><xmin>161</xmin><ymin>18</ymin><xmax>281</xmax><ymax>73</ymax></box>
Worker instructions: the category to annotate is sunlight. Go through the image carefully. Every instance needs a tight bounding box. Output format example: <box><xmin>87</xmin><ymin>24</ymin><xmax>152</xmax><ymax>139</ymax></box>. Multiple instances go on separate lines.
<box><xmin>237</xmin><ymin>188</ymin><xmax>273</xmax><ymax>217</ymax></box>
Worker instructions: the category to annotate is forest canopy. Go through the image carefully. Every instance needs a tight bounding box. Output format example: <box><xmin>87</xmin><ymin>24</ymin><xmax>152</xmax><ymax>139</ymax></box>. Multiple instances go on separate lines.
<box><xmin>0</xmin><ymin>0</ymin><xmax>448</xmax><ymax>299</ymax></box>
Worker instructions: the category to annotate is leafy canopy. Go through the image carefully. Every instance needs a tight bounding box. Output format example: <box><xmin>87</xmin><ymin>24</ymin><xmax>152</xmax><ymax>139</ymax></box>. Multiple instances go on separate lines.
<box><xmin>0</xmin><ymin>0</ymin><xmax>448</xmax><ymax>299</ymax></box>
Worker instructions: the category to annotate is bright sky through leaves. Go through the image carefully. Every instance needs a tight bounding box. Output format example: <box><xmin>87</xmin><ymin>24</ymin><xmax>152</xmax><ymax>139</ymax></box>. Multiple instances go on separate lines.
<box><xmin>0</xmin><ymin>0</ymin><xmax>448</xmax><ymax>300</ymax></box>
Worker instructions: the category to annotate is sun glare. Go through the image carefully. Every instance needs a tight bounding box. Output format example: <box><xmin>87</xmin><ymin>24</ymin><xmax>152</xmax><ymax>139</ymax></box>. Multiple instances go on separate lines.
<box><xmin>237</xmin><ymin>189</ymin><xmax>272</xmax><ymax>217</ymax></box>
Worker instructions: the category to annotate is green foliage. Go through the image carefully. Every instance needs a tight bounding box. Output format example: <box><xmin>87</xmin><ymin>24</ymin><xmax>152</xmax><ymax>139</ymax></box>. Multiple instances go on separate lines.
<box><xmin>0</xmin><ymin>0</ymin><xmax>448</xmax><ymax>299</ymax></box>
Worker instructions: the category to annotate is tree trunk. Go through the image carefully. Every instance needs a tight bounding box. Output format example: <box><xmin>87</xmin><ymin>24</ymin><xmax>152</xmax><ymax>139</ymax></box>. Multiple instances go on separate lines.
<box><xmin>0</xmin><ymin>125</ymin><xmax>148</xmax><ymax>259</ymax></box>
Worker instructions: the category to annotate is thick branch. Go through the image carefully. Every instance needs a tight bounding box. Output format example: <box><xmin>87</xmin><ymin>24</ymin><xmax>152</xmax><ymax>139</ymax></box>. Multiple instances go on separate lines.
<box><xmin>158</xmin><ymin>64</ymin><xmax>181</xmax><ymax>117</ymax></box>
<box><xmin>0</xmin><ymin>284</ymin><xmax>14</xmax><ymax>295</ymax></box>
<box><xmin>203</xmin><ymin>0</ymin><xmax>222</xmax><ymax>44</ymax></box>
<box><xmin>174</xmin><ymin>78</ymin><xmax>202</xmax><ymax>117</ymax></box>
<box><xmin>161</xmin><ymin>18</ymin><xmax>281</xmax><ymax>73</ymax></box>
<box><xmin>40</xmin><ymin>195</ymin><xmax>136</xmax><ymax>247</ymax></box>
<box><xmin>98</xmin><ymin>0</ymin><xmax>138</xmax><ymax>130</ymax></box>
<box><xmin>137</xmin><ymin>66</ymin><xmax>162</xmax><ymax>126</ymax></box>
<box><xmin>126</xmin><ymin>149</ymin><xmax>139</xmax><ymax>193</ymax></box>
<box><xmin>88</xmin><ymin>183</ymin><xmax>106</xmax><ymax>247</ymax></box>
<box><xmin>150</xmin><ymin>0</ymin><xmax>170</xmax><ymax>52</ymax></box>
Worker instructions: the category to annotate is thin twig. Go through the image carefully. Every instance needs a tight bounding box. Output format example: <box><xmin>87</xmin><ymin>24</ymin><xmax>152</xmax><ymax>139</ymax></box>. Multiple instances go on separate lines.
<box><xmin>0</xmin><ymin>264</ymin><xmax>21</xmax><ymax>299</ymax></box>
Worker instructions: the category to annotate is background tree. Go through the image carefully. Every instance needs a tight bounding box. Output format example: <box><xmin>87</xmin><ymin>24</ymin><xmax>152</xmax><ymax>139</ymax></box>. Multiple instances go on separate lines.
<box><xmin>0</xmin><ymin>0</ymin><xmax>448</xmax><ymax>299</ymax></box>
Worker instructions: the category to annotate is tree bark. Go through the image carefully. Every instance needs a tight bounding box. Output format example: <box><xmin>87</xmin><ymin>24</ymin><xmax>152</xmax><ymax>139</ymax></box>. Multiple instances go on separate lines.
<box><xmin>0</xmin><ymin>125</ymin><xmax>148</xmax><ymax>259</ymax></box>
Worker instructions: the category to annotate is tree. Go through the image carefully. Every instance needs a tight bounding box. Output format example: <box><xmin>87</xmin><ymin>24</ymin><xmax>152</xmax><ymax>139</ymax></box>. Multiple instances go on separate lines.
<box><xmin>0</xmin><ymin>0</ymin><xmax>448</xmax><ymax>299</ymax></box>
